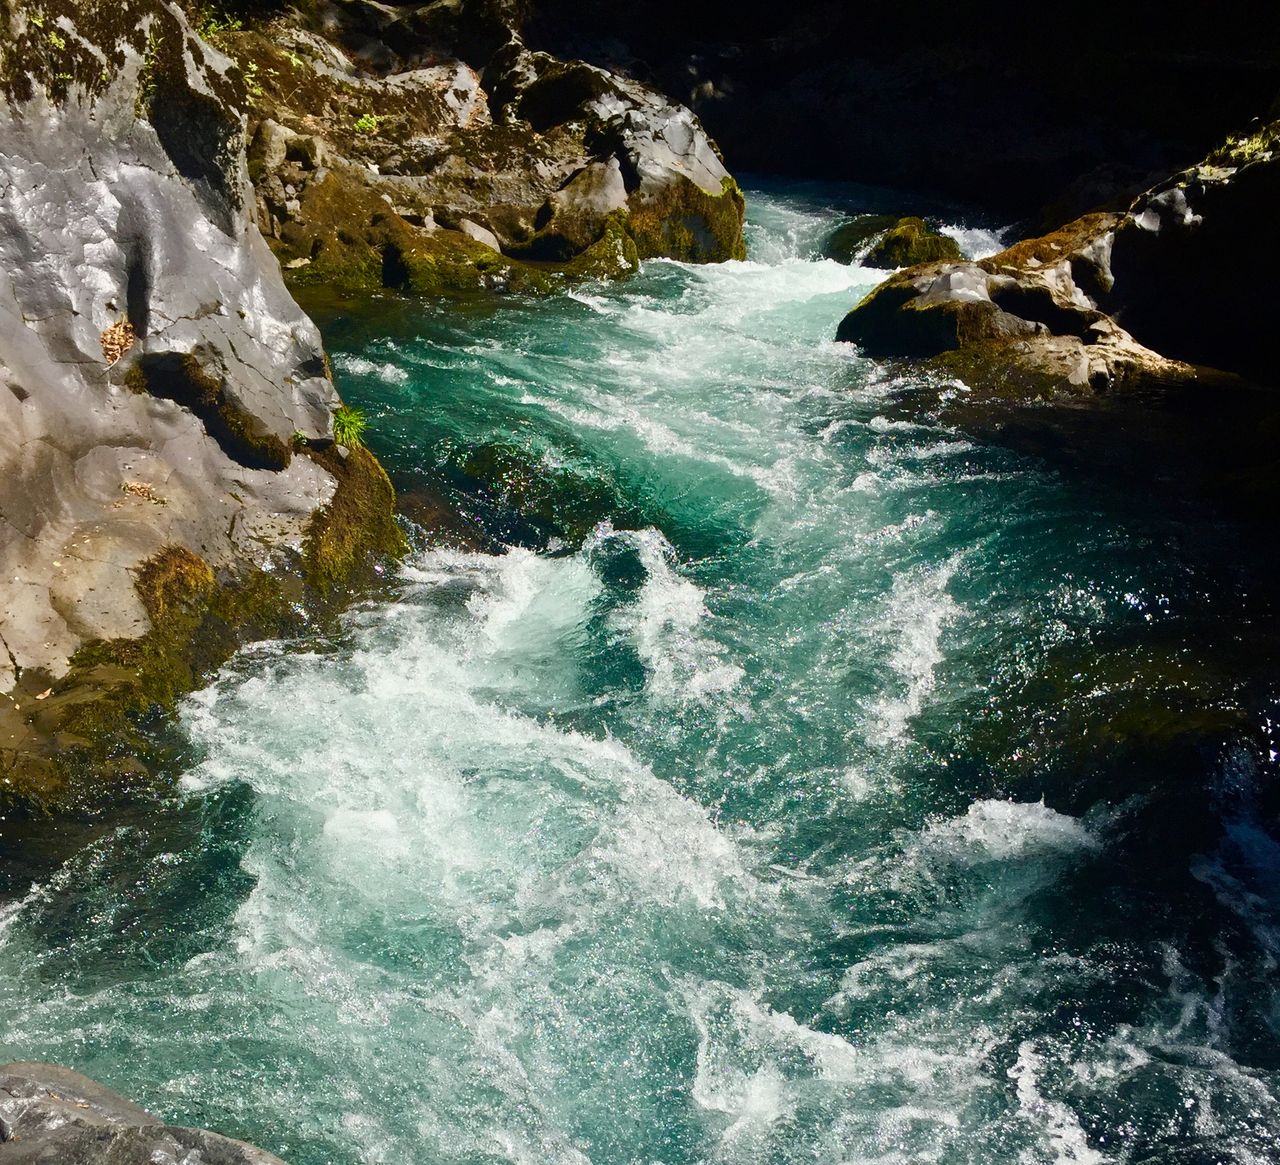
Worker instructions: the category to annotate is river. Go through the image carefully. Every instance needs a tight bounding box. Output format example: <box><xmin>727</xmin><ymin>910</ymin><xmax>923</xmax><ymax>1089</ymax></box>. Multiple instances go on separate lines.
<box><xmin>2</xmin><ymin>184</ymin><xmax>1278</xmax><ymax>1165</ymax></box>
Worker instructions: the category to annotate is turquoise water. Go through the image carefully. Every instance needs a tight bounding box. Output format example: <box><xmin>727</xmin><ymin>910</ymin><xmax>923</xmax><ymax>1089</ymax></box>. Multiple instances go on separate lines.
<box><xmin>3</xmin><ymin>187</ymin><xmax>1280</xmax><ymax>1164</ymax></box>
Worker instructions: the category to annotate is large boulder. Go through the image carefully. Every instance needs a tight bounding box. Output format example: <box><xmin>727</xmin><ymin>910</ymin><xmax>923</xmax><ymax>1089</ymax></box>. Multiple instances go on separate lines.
<box><xmin>835</xmin><ymin>124</ymin><xmax>1280</xmax><ymax>394</ymax></box>
<box><xmin>0</xmin><ymin>1062</ymin><xmax>285</xmax><ymax>1164</ymax></box>
<box><xmin>213</xmin><ymin>1</ymin><xmax>744</xmax><ymax>296</ymax></box>
<box><xmin>0</xmin><ymin>0</ymin><xmax>403</xmax><ymax>810</ymax></box>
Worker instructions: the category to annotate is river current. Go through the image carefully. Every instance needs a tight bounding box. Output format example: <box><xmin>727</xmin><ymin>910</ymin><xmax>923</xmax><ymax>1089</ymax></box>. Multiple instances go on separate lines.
<box><xmin>2</xmin><ymin>186</ymin><xmax>1279</xmax><ymax>1164</ymax></box>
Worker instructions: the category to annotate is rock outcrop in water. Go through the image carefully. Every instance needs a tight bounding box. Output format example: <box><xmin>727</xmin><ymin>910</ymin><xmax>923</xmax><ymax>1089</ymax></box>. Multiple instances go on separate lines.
<box><xmin>0</xmin><ymin>0</ymin><xmax>403</xmax><ymax>811</ymax></box>
<box><xmin>835</xmin><ymin>121</ymin><xmax>1280</xmax><ymax>395</ymax></box>
<box><xmin>823</xmin><ymin>215</ymin><xmax>961</xmax><ymax>268</ymax></box>
<box><xmin>0</xmin><ymin>1062</ymin><xmax>286</xmax><ymax>1163</ymax></box>
<box><xmin>210</xmin><ymin>0</ymin><xmax>744</xmax><ymax>298</ymax></box>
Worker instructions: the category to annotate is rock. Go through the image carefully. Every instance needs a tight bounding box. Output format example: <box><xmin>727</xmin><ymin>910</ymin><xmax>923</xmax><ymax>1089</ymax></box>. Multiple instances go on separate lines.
<box><xmin>863</xmin><ymin>217</ymin><xmax>962</xmax><ymax>267</ymax></box>
<box><xmin>514</xmin><ymin>158</ymin><xmax>629</xmax><ymax>260</ymax></box>
<box><xmin>221</xmin><ymin>2</ymin><xmax>744</xmax><ymax>294</ymax></box>
<box><xmin>1103</xmin><ymin>127</ymin><xmax>1280</xmax><ymax>383</ymax></box>
<box><xmin>834</xmin><ymin>198</ymin><xmax>1203</xmax><ymax>399</ymax></box>
<box><xmin>822</xmin><ymin>215</ymin><xmax>900</xmax><ymax>264</ymax></box>
<box><xmin>286</xmin><ymin>134</ymin><xmax>327</xmax><ymax>170</ymax></box>
<box><xmin>0</xmin><ymin>0</ymin><xmax>404</xmax><ymax>809</ymax></box>
<box><xmin>459</xmin><ymin>217</ymin><xmax>503</xmax><ymax>251</ymax></box>
<box><xmin>247</xmin><ymin>118</ymin><xmax>296</xmax><ymax>175</ymax></box>
<box><xmin>823</xmin><ymin>215</ymin><xmax>961</xmax><ymax>267</ymax></box>
<box><xmin>830</xmin><ymin>131</ymin><xmax>1276</xmax><ymax>396</ymax></box>
<box><xmin>0</xmin><ymin>1062</ymin><xmax>286</xmax><ymax>1164</ymax></box>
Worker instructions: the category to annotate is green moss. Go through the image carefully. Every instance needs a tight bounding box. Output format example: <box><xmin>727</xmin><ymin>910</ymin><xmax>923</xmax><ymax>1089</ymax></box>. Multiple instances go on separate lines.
<box><xmin>130</xmin><ymin>350</ymin><xmax>292</xmax><ymax>470</ymax></box>
<box><xmin>453</xmin><ymin>440</ymin><xmax>631</xmax><ymax>545</ymax></box>
<box><xmin>626</xmin><ymin>175</ymin><xmax>747</xmax><ymax>264</ymax></box>
<box><xmin>304</xmin><ymin>444</ymin><xmax>406</xmax><ymax>593</ymax></box>
<box><xmin>556</xmin><ymin>210</ymin><xmax>639</xmax><ymax>280</ymax></box>
<box><xmin>863</xmin><ymin>217</ymin><xmax>962</xmax><ymax>268</ymax></box>
<box><xmin>1</xmin><ymin>439</ymin><xmax>407</xmax><ymax>814</ymax></box>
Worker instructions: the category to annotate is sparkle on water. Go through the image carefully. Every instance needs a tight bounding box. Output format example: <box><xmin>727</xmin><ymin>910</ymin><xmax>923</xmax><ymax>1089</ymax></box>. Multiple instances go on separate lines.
<box><xmin>2</xmin><ymin>184</ymin><xmax>1279</xmax><ymax>1165</ymax></box>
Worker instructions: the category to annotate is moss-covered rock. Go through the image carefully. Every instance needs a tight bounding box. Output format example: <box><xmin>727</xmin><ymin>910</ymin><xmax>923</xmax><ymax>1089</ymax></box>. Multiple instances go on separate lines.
<box><xmin>1</xmin><ymin>451</ymin><xmax>406</xmax><ymax>815</ymax></box>
<box><xmin>216</xmin><ymin>5</ymin><xmax>744</xmax><ymax>300</ymax></box>
<box><xmin>821</xmin><ymin>215</ymin><xmax>900</xmax><ymax>264</ymax></box>
<box><xmin>304</xmin><ymin>444</ymin><xmax>407</xmax><ymax>594</ymax></box>
<box><xmin>863</xmin><ymin>217</ymin><xmax>961</xmax><ymax>267</ymax></box>
<box><xmin>627</xmin><ymin>175</ymin><xmax>747</xmax><ymax>263</ymax></box>
<box><xmin>834</xmin><ymin>208</ymin><xmax>1189</xmax><ymax>397</ymax></box>
<box><xmin>823</xmin><ymin>215</ymin><xmax>959</xmax><ymax>267</ymax></box>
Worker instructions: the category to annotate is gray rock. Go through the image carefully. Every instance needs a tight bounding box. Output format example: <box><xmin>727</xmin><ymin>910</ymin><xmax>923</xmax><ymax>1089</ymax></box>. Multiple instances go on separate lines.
<box><xmin>0</xmin><ymin>3</ymin><xmax>342</xmax><ymax>693</ymax></box>
<box><xmin>254</xmin><ymin>9</ymin><xmax>744</xmax><ymax>280</ymax></box>
<box><xmin>0</xmin><ymin>1062</ymin><xmax>286</xmax><ymax>1164</ymax></box>
<box><xmin>458</xmin><ymin>217</ymin><xmax>502</xmax><ymax>251</ymax></box>
<box><xmin>835</xmin><ymin>124</ymin><xmax>1280</xmax><ymax>394</ymax></box>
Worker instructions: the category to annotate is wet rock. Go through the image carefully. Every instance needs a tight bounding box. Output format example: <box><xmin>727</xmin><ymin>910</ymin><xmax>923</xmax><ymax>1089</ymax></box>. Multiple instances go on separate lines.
<box><xmin>0</xmin><ymin>1</ymin><xmax>403</xmax><ymax>808</ymax></box>
<box><xmin>222</xmin><ymin>1</ymin><xmax>744</xmax><ymax>293</ymax></box>
<box><xmin>824</xmin><ymin>215</ymin><xmax>961</xmax><ymax>268</ymax></box>
<box><xmin>822</xmin><ymin>215</ymin><xmax>900</xmax><ymax>264</ymax></box>
<box><xmin>459</xmin><ymin>217</ymin><xmax>502</xmax><ymax>250</ymax></box>
<box><xmin>0</xmin><ymin>1062</ymin><xmax>286</xmax><ymax>1164</ymax></box>
<box><xmin>835</xmin><ymin>202</ymin><xmax>1208</xmax><ymax>394</ymax></box>
<box><xmin>864</xmin><ymin>217</ymin><xmax>962</xmax><ymax>267</ymax></box>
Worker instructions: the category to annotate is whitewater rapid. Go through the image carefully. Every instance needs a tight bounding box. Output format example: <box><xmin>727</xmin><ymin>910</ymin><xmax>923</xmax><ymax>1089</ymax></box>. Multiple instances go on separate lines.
<box><xmin>2</xmin><ymin>185</ymin><xmax>1277</xmax><ymax>1165</ymax></box>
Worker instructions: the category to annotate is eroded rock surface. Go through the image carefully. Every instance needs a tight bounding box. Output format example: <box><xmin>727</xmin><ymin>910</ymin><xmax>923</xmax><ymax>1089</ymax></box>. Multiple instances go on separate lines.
<box><xmin>0</xmin><ymin>1</ymin><xmax>402</xmax><ymax>807</ymax></box>
<box><xmin>835</xmin><ymin>124</ymin><xmax>1280</xmax><ymax>396</ymax></box>
<box><xmin>212</xmin><ymin>0</ymin><xmax>745</xmax><ymax>296</ymax></box>
<box><xmin>0</xmin><ymin>1062</ymin><xmax>286</xmax><ymax>1164</ymax></box>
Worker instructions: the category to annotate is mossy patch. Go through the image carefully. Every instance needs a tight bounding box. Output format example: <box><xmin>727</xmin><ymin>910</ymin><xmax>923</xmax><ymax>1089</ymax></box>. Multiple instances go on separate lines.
<box><xmin>449</xmin><ymin>439</ymin><xmax>631</xmax><ymax>547</ymax></box>
<box><xmin>0</xmin><ymin>443</ymin><xmax>406</xmax><ymax>816</ymax></box>
<box><xmin>304</xmin><ymin>444</ymin><xmax>406</xmax><ymax>594</ymax></box>
<box><xmin>863</xmin><ymin>217</ymin><xmax>962</xmax><ymax>268</ymax></box>
<box><xmin>127</xmin><ymin>349</ymin><xmax>292</xmax><ymax>470</ymax></box>
<box><xmin>627</xmin><ymin>175</ymin><xmax>746</xmax><ymax>264</ymax></box>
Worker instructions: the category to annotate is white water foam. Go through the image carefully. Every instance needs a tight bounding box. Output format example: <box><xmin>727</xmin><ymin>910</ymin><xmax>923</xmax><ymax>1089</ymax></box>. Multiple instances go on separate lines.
<box><xmin>867</xmin><ymin>558</ymin><xmax>962</xmax><ymax>746</ymax></box>
<box><xmin>598</xmin><ymin>525</ymin><xmax>744</xmax><ymax>705</ymax></box>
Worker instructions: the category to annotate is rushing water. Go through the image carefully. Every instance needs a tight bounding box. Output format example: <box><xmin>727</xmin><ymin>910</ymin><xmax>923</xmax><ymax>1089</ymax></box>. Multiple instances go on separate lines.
<box><xmin>3</xmin><ymin>185</ymin><xmax>1280</xmax><ymax>1165</ymax></box>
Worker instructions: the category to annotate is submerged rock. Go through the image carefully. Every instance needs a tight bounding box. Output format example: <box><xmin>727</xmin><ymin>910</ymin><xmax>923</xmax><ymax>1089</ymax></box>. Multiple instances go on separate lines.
<box><xmin>0</xmin><ymin>1</ymin><xmax>404</xmax><ymax>811</ymax></box>
<box><xmin>825</xmin><ymin>216</ymin><xmax>961</xmax><ymax>268</ymax></box>
<box><xmin>0</xmin><ymin>1062</ymin><xmax>285</xmax><ymax>1164</ymax></box>
<box><xmin>835</xmin><ymin>123</ymin><xmax>1280</xmax><ymax>395</ymax></box>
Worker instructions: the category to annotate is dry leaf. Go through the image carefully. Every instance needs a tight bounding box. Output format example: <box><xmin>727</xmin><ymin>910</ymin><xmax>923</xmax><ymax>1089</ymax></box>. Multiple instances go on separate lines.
<box><xmin>101</xmin><ymin>318</ymin><xmax>136</xmax><ymax>365</ymax></box>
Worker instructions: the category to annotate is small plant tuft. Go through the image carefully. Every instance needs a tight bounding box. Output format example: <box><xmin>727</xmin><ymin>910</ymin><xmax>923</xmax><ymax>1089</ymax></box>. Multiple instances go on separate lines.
<box><xmin>332</xmin><ymin>405</ymin><xmax>368</xmax><ymax>448</ymax></box>
<box><xmin>353</xmin><ymin>112</ymin><xmax>381</xmax><ymax>134</ymax></box>
<box><xmin>196</xmin><ymin>6</ymin><xmax>243</xmax><ymax>42</ymax></box>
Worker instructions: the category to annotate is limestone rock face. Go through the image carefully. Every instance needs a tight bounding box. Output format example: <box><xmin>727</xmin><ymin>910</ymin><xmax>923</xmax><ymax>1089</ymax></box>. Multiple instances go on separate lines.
<box><xmin>223</xmin><ymin>0</ymin><xmax>744</xmax><ymax>294</ymax></box>
<box><xmin>0</xmin><ymin>1062</ymin><xmax>286</xmax><ymax>1164</ymax></box>
<box><xmin>0</xmin><ymin>1</ymin><xmax>401</xmax><ymax>806</ymax></box>
<box><xmin>835</xmin><ymin>127</ymin><xmax>1280</xmax><ymax>394</ymax></box>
